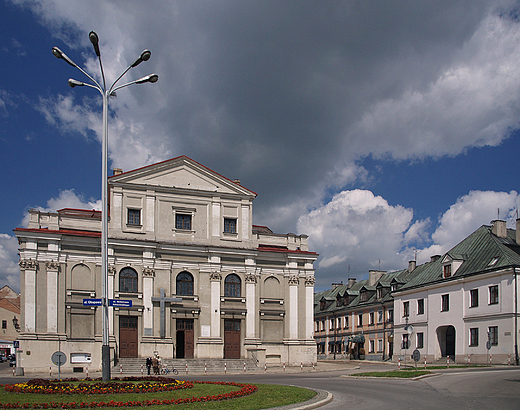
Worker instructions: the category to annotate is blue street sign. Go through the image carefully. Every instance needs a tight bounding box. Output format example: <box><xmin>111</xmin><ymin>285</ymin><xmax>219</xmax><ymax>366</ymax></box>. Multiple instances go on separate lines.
<box><xmin>109</xmin><ymin>299</ymin><xmax>132</xmax><ymax>308</ymax></box>
<box><xmin>13</xmin><ymin>341</ymin><xmax>19</xmax><ymax>348</ymax></box>
<box><xmin>83</xmin><ymin>298</ymin><xmax>102</xmax><ymax>306</ymax></box>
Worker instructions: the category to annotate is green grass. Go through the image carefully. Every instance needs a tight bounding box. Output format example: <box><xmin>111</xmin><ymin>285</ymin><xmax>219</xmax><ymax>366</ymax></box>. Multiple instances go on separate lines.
<box><xmin>0</xmin><ymin>382</ymin><xmax>316</xmax><ymax>409</ymax></box>
<box><xmin>354</xmin><ymin>370</ymin><xmax>432</xmax><ymax>378</ymax></box>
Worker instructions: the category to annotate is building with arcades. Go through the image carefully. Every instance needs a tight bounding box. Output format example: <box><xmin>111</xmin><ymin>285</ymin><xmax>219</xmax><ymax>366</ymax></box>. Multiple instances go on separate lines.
<box><xmin>15</xmin><ymin>156</ymin><xmax>318</xmax><ymax>373</ymax></box>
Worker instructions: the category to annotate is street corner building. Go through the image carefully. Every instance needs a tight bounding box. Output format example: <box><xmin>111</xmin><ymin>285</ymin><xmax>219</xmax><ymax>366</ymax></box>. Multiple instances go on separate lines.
<box><xmin>14</xmin><ymin>156</ymin><xmax>318</xmax><ymax>373</ymax></box>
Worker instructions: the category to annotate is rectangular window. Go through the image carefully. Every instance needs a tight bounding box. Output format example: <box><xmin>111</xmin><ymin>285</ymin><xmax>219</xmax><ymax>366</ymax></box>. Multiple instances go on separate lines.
<box><xmin>224</xmin><ymin>218</ymin><xmax>237</xmax><ymax>233</ymax></box>
<box><xmin>369</xmin><ymin>312</ymin><xmax>375</xmax><ymax>325</ymax></box>
<box><xmin>417</xmin><ymin>332</ymin><xmax>424</xmax><ymax>349</ymax></box>
<box><xmin>387</xmin><ymin>309</ymin><xmax>394</xmax><ymax>323</ymax></box>
<box><xmin>176</xmin><ymin>214</ymin><xmax>192</xmax><ymax>230</ymax></box>
<box><xmin>417</xmin><ymin>299</ymin><xmax>424</xmax><ymax>315</ymax></box>
<box><xmin>470</xmin><ymin>328</ymin><xmax>479</xmax><ymax>346</ymax></box>
<box><xmin>403</xmin><ymin>301</ymin><xmax>410</xmax><ymax>317</ymax></box>
<box><xmin>337</xmin><ymin>317</ymin><xmax>342</xmax><ymax>329</ymax></box>
<box><xmin>358</xmin><ymin>313</ymin><xmax>363</xmax><ymax>327</ymax></box>
<box><xmin>470</xmin><ymin>289</ymin><xmax>479</xmax><ymax>308</ymax></box>
<box><xmin>369</xmin><ymin>340</ymin><xmax>375</xmax><ymax>353</ymax></box>
<box><xmin>1</xmin><ymin>320</ymin><xmax>6</xmax><ymax>330</ymax></box>
<box><xmin>489</xmin><ymin>285</ymin><xmax>499</xmax><ymax>305</ymax></box>
<box><xmin>443</xmin><ymin>264</ymin><xmax>452</xmax><ymax>278</ymax></box>
<box><xmin>441</xmin><ymin>294</ymin><xmax>449</xmax><ymax>312</ymax></box>
<box><xmin>488</xmin><ymin>326</ymin><xmax>498</xmax><ymax>346</ymax></box>
<box><xmin>330</xmin><ymin>319</ymin><xmax>334</xmax><ymax>330</ymax></box>
<box><xmin>378</xmin><ymin>310</ymin><xmax>383</xmax><ymax>324</ymax></box>
<box><xmin>377</xmin><ymin>339</ymin><xmax>383</xmax><ymax>353</ymax></box>
<box><xmin>344</xmin><ymin>316</ymin><xmax>349</xmax><ymax>329</ymax></box>
<box><xmin>127</xmin><ymin>209</ymin><xmax>141</xmax><ymax>225</ymax></box>
<box><xmin>321</xmin><ymin>320</ymin><xmax>325</xmax><ymax>332</ymax></box>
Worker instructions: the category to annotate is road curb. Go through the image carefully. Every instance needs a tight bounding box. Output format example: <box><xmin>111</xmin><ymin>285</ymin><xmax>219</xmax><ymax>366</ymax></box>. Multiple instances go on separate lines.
<box><xmin>266</xmin><ymin>388</ymin><xmax>333</xmax><ymax>410</ymax></box>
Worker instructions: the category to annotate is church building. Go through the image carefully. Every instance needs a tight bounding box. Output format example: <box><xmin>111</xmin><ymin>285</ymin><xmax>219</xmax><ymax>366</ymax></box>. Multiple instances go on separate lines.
<box><xmin>15</xmin><ymin>156</ymin><xmax>318</xmax><ymax>373</ymax></box>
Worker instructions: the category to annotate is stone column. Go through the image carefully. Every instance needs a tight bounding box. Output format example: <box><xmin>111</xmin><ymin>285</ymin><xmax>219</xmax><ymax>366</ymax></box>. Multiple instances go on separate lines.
<box><xmin>245</xmin><ymin>273</ymin><xmax>257</xmax><ymax>339</ymax></box>
<box><xmin>46</xmin><ymin>261</ymin><xmax>60</xmax><ymax>333</ymax></box>
<box><xmin>20</xmin><ymin>259</ymin><xmax>38</xmax><ymax>333</ymax></box>
<box><xmin>143</xmin><ymin>268</ymin><xmax>155</xmax><ymax>336</ymax></box>
<box><xmin>305</xmin><ymin>276</ymin><xmax>315</xmax><ymax>340</ymax></box>
<box><xmin>288</xmin><ymin>275</ymin><xmax>299</xmax><ymax>340</ymax></box>
<box><xmin>210</xmin><ymin>272</ymin><xmax>222</xmax><ymax>338</ymax></box>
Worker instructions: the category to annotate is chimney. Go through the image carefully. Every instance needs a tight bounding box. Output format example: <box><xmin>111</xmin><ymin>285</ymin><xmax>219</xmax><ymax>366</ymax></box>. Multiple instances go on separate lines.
<box><xmin>347</xmin><ymin>278</ymin><xmax>356</xmax><ymax>289</ymax></box>
<box><xmin>430</xmin><ymin>255</ymin><xmax>441</xmax><ymax>263</ymax></box>
<box><xmin>408</xmin><ymin>260</ymin><xmax>416</xmax><ymax>273</ymax></box>
<box><xmin>113</xmin><ymin>168</ymin><xmax>123</xmax><ymax>175</ymax></box>
<box><xmin>516</xmin><ymin>218</ymin><xmax>520</xmax><ymax>245</ymax></box>
<box><xmin>331</xmin><ymin>281</ymin><xmax>343</xmax><ymax>290</ymax></box>
<box><xmin>491</xmin><ymin>220</ymin><xmax>507</xmax><ymax>238</ymax></box>
<box><xmin>369</xmin><ymin>270</ymin><xmax>386</xmax><ymax>286</ymax></box>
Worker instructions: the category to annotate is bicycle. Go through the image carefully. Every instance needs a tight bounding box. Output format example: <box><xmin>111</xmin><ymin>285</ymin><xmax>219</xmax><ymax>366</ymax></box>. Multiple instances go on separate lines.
<box><xmin>161</xmin><ymin>364</ymin><xmax>179</xmax><ymax>375</ymax></box>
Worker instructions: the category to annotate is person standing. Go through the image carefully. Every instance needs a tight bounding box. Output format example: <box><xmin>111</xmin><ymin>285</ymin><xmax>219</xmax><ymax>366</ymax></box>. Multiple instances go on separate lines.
<box><xmin>146</xmin><ymin>356</ymin><xmax>152</xmax><ymax>375</ymax></box>
<box><xmin>152</xmin><ymin>355</ymin><xmax>159</xmax><ymax>375</ymax></box>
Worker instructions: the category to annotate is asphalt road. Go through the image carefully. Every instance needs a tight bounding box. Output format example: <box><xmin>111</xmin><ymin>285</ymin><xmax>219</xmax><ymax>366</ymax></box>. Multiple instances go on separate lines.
<box><xmin>0</xmin><ymin>361</ymin><xmax>519</xmax><ymax>409</ymax></box>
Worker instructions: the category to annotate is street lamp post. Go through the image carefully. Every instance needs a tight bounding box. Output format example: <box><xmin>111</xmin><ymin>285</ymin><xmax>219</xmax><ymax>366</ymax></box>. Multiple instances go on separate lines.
<box><xmin>53</xmin><ymin>32</ymin><xmax>158</xmax><ymax>381</ymax></box>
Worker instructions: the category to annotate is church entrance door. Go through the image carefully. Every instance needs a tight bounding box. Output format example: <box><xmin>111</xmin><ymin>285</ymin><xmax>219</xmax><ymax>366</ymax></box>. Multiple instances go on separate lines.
<box><xmin>119</xmin><ymin>316</ymin><xmax>138</xmax><ymax>358</ymax></box>
<box><xmin>224</xmin><ymin>319</ymin><xmax>241</xmax><ymax>359</ymax></box>
<box><xmin>176</xmin><ymin>319</ymin><xmax>194</xmax><ymax>358</ymax></box>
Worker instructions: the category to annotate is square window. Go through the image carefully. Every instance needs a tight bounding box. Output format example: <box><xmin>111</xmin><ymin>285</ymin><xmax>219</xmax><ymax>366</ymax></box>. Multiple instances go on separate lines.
<box><xmin>470</xmin><ymin>289</ymin><xmax>479</xmax><ymax>308</ymax></box>
<box><xmin>224</xmin><ymin>218</ymin><xmax>237</xmax><ymax>233</ymax></box>
<box><xmin>417</xmin><ymin>299</ymin><xmax>424</xmax><ymax>315</ymax></box>
<box><xmin>489</xmin><ymin>285</ymin><xmax>499</xmax><ymax>305</ymax></box>
<box><xmin>417</xmin><ymin>332</ymin><xmax>424</xmax><ymax>349</ymax></box>
<box><xmin>127</xmin><ymin>209</ymin><xmax>141</xmax><ymax>226</ymax></box>
<box><xmin>176</xmin><ymin>214</ymin><xmax>192</xmax><ymax>230</ymax></box>
<box><xmin>441</xmin><ymin>294</ymin><xmax>449</xmax><ymax>311</ymax></box>
<box><xmin>488</xmin><ymin>326</ymin><xmax>498</xmax><ymax>346</ymax></box>
<box><xmin>470</xmin><ymin>328</ymin><xmax>479</xmax><ymax>346</ymax></box>
<box><xmin>403</xmin><ymin>301</ymin><xmax>410</xmax><ymax>317</ymax></box>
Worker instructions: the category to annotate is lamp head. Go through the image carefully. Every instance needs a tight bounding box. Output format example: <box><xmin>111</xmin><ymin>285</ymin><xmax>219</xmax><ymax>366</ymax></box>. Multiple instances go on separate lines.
<box><xmin>68</xmin><ymin>79</ymin><xmax>84</xmax><ymax>88</ymax></box>
<box><xmin>135</xmin><ymin>73</ymin><xmax>159</xmax><ymax>84</ymax></box>
<box><xmin>131</xmin><ymin>49</ymin><xmax>152</xmax><ymax>67</ymax></box>
<box><xmin>89</xmin><ymin>31</ymin><xmax>101</xmax><ymax>57</ymax></box>
<box><xmin>52</xmin><ymin>47</ymin><xmax>77</xmax><ymax>67</ymax></box>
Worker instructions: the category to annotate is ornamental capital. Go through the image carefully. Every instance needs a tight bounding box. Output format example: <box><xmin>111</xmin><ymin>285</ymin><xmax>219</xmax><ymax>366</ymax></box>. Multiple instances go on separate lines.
<box><xmin>288</xmin><ymin>275</ymin><xmax>299</xmax><ymax>285</ymax></box>
<box><xmin>245</xmin><ymin>273</ymin><xmax>257</xmax><ymax>283</ymax></box>
<box><xmin>19</xmin><ymin>259</ymin><xmax>38</xmax><ymax>271</ymax></box>
<box><xmin>143</xmin><ymin>267</ymin><xmax>155</xmax><ymax>277</ymax></box>
<box><xmin>210</xmin><ymin>272</ymin><xmax>222</xmax><ymax>282</ymax></box>
<box><xmin>305</xmin><ymin>276</ymin><xmax>316</xmax><ymax>286</ymax></box>
<box><xmin>108</xmin><ymin>265</ymin><xmax>116</xmax><ymax>276</ymax></box>
<box><xmin>45</xmin><ymin>261</ymin><xmax>60</xmax><ymax>271</ymax></box>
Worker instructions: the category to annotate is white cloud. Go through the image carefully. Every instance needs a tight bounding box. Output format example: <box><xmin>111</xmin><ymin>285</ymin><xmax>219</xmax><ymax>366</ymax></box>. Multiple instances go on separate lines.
<box><xmin>0</xmin><ymin>234</ymin><xmax>21</xmax><ymax>292</ymax></box>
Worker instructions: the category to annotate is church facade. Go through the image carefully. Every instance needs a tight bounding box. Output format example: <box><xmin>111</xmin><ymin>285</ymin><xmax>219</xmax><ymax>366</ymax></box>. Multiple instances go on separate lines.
<box><xmin>15</xmin><ymin>156</ymin><xmax>317</xmax><ymax>373</ymax></box>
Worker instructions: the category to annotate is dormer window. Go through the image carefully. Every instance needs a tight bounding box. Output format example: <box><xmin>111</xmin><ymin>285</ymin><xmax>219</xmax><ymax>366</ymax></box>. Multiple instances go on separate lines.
<box><xmin>377</xmin><ymin>288</ymin><xmax>383</xmax><ymax>299</ymax></box>
<box><xmin>488</xmin><ymin>257</ymin><xmax>499</xmax><ymax>267</ymax></box>
<box><xmin>360</xmin><ymin>291</ymin><xmax>368</xmax><ymax>302</ymax></box>
<box><xmin>391</xmin><ymin>283</ymin><xmax>397</xmax><ymax>292</ymax></box>
<box><xmin>443</xmin><ymin>264</ymin><xmax>452</xmax><ymax>278</ymax></box>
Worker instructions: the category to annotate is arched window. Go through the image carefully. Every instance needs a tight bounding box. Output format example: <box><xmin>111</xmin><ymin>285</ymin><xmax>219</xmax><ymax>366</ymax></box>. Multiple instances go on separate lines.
<box><xmin>119</xmin><ymin>267</ymin><xmax>138</xmax><ymax>293</ymax></box>
<box><xmin>176</xmin><ymin>271</ymin><xmax>194</xmax><ymax>296</ymax></box>
<box><xmin>224</xmin><ymin>274</ymin><xmax>241</xmax><ymax>297</ymax></box>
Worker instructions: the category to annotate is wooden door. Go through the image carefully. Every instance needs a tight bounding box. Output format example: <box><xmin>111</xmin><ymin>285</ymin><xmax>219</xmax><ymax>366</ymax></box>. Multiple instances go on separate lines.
<box><xmin>176</xmin><ymin>319</ymin><xmax>194</xmax><ymax>359</ymax></box>
<box><xmin>119</xmin><ymin>316</ymin><xmax>138</xmax><ymax>358</ymax></box>
<box><xmin>224</xmin><ymin>319</ymin><xmax>241</xmax><ymax>359</ymax></box>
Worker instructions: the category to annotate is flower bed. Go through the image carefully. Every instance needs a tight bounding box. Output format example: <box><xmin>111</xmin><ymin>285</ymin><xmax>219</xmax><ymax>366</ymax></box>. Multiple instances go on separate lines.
<box><xmin>5</xmin><ymin>377</ymin><xmax>188</xmax><ymax>395</ymax></box>
<box><xmin>0</xmin><ymin>379</ymin><xmax>258</xmax><ymax>409</ymax></box>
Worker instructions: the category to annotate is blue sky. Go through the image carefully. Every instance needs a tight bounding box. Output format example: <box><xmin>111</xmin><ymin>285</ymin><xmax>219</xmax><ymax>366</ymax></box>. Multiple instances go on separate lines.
<box><xmin>1</xmin><ymin>0</ymin><xmax>520</xmax><ymax>292</ymax></box>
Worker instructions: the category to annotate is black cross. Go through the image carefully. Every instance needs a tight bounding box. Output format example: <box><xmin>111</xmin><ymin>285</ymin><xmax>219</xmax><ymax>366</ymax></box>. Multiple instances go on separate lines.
<box><xmin>151</xmin><ymin>289</ymin><xmax>181</xmax><ymax>338</ymax></box>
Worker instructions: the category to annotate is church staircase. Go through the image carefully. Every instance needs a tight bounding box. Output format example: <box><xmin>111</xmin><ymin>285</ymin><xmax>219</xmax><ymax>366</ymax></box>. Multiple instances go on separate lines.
<box><xmin>112</xmin><ymin>358</ymin><xmax>258</xmax><ymax>375</ymax></box>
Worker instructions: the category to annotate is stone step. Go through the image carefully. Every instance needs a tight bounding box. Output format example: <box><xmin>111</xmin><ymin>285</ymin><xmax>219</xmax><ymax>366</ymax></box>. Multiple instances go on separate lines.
<box><xmin>112</xmin><ymin>358</ymin><xmax>258</xmax><ymax>375</ymax></box>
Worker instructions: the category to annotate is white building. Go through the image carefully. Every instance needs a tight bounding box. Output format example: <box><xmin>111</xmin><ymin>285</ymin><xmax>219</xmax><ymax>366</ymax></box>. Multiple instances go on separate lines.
<box><xmin>15</xmin><ymin>156</ymin><xmax>318</xmax><ymax>373</ymax></box>
<box><xmin>393</xmin><ymin>220</ymin><xmax>520</xmax><ymax>365</ymax></box>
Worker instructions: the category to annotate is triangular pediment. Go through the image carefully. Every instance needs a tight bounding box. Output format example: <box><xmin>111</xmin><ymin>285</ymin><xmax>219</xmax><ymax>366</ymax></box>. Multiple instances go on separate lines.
<box><xmin>109</xmin><ymin>156</ymin><xmax>256</xmax><ymax>197</ymax></box>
